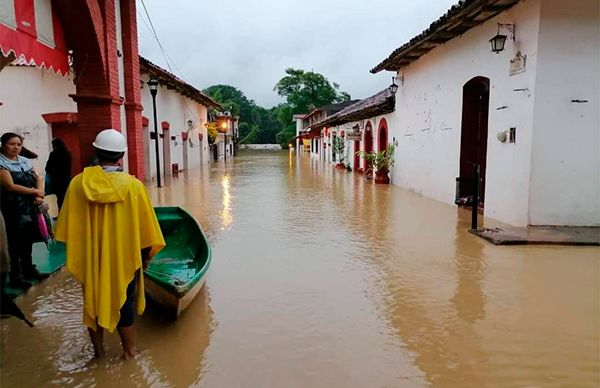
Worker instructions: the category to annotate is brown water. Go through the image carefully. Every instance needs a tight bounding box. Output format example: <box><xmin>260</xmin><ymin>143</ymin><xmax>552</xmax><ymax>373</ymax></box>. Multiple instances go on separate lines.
<box><xmin>1</xmin><ymin>150</ymin><xmax>599</xmax><ymax>387</ymax></box>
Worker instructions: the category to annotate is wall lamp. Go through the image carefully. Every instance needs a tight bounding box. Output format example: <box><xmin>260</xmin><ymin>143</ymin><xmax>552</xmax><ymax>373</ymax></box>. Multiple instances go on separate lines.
<box><xmin>389</xmin><ymin>76</ymin><xmax>399</xmax><ymax>94</ymax></box>
<box><xmin>490</xmin><ymin>23</ymin><xmax>515</xmax><ymax>53</ymax></box>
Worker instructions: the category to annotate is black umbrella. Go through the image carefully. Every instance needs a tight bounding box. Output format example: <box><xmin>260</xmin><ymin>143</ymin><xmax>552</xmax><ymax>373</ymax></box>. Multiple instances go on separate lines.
<box><xmin>1</xmin><ymin>289</ymin><xmax>34</xmax><ymax>327</ymax></box>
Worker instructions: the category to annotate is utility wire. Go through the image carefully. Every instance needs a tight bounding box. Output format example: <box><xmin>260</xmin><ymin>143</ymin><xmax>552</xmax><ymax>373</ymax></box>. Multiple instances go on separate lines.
<box><xmin>137</xmin><ymin>1</ymin><xmax>202</xmax><ymax>129</ymax></box>
<box><xmin>140</xmin><ymin>0</ymin><xmax>173</xmax><ymax>73</ymax></box>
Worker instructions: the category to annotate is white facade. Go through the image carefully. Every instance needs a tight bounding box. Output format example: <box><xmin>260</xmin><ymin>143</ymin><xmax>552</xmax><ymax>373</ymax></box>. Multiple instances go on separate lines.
<box><xmin>316</xmin><ymin>114</ymin><xmax>394</xmax><ymax>173</ymax></box>
<box><xmin>0</xmin><ymin>65</ymin><xmax>76</xmax><ymax>171</ymax></box>
<box><xmin>383</xmin><ymin>0</ymin><xmax>598</xmax><ymax>226</ymax></box>
<box><xmin>140</xmin><ymin>74</ymin><xmax>210</xmax><ymax>182</ymax></box>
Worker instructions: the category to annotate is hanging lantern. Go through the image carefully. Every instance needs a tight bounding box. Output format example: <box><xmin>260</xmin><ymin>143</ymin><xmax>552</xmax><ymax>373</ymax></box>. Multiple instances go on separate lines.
<box><xmin>489</xmin><ymin>33</ymin><xmax>507</xmax><ymax>53</ymax></box>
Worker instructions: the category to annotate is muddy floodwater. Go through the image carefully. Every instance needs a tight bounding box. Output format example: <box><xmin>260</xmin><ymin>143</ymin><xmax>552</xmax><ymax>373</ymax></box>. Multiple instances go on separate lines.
<box><xmin>1</xmin><ymin>151</ymin><xmax>598</xmax><ymax>387</ymax></box>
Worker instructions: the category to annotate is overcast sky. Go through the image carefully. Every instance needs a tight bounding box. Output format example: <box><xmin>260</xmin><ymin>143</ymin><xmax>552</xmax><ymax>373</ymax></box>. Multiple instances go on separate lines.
<box><xmin>136</xmin><ymin>0</ymin><xmax>457</xmax><ymax>108</ymax></box>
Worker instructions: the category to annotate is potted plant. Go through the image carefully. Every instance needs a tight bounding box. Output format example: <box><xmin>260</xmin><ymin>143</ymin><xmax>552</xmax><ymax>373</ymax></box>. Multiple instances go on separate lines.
<box><xmin>332</xmin><ymin>136</ymin><xmax>346</xmax><ymax>170</ymax></box>
<box><xmin>356</xmin><ymin>144</ymin><xmax>395</xmax><ymax>184</ymax></box>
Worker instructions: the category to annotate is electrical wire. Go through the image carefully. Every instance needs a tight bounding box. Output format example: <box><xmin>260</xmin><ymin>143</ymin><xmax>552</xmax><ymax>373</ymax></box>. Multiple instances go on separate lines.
<box><xmin>137</xmin><ymin>1</ymin><xmax>202</xmax><ymax>130</ymax></box>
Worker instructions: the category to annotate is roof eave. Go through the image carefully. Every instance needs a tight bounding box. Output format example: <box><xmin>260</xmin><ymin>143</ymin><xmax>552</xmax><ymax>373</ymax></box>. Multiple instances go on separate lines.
<box><xmin>370</xmin><ymin>0</ymin><xmax>520</xmax><ymax>73</ymax></box>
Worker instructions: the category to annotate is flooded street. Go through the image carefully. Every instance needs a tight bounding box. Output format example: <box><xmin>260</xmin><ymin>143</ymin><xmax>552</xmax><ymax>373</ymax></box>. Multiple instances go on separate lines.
<box><xmin>1</xmin><ymin>150</ymin><xmax>598</xmax><ymax>387</ymax></box>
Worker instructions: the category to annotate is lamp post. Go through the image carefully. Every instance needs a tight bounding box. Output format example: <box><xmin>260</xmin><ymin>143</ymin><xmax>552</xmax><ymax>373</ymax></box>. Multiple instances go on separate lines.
<box><xmin>147</xmin><ymin>78</ymin><xmax>161</xmax><ymax>187</ymax></box>
<box><xmin>222</xmin><ymin>121</ymin><xmax>228</xmax><ymax>162</ymax></box>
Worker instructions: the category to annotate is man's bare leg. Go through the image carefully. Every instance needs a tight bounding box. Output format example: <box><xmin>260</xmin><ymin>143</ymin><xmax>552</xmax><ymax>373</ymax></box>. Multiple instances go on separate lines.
<box><xmin>87</xmin><ymin>327</ymin><xmax>105</xmax><ymax>358</ymax></box>
<box><xmin>117</xmin><ymin>325</ymin><xmax>139</xmax><ymax>359</ymax></box>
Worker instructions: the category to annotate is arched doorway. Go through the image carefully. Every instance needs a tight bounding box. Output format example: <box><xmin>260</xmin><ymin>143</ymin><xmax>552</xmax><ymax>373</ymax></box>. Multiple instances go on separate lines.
<box><xmin>363</xmin><ymin>121</ymin><xmax>373</xmax><ymax>171</ymax></box>
<box><xmin>378</xmin><ymin>118</ymin><xmax>388</xmax><ymax>152</ymax></box>
<box><xmin>458</xmin><ymin>76</ymin><xmax>490</xmax><ymax>207</ymax></box>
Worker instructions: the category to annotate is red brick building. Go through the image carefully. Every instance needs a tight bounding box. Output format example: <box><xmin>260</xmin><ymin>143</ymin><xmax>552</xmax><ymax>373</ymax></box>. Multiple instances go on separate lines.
<box><xmin>1</xmin><ymin>0</ymin><xmax>146</xmax><ymax>179</ymax></box>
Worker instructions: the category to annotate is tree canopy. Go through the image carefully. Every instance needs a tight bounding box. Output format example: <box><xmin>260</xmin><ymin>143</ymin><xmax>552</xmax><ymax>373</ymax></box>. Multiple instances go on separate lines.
<box><xmin>273</xmin><ymin>68</ymin><xmax>350</xmax><ymax>148</ymax></box>
<box><xmin>204</xmin><ymin>85</ymin><xmax>280</xmax><ymax>145</ymax></box>
<box><xmin>204</xmin><ymin>69</ymin><xmax>349</xmax><ymax>148</ymax></box>
<box><xmin>274</xmin><ymin>68</ymin><xmax>350</xmax><ymax>114</ymax></box>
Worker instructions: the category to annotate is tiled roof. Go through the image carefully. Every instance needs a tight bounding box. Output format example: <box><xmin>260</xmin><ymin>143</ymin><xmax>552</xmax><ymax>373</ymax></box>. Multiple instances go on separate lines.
<box><xmin>303</xmin><ymin>100</ymin><xmax>360</xmax><ymax>120</ymax></box>
<box><xmin>371</xmin><ymin>0</ymin><xmax>520</xmax><ymax>73</ymax></box>
<box><xmin>310</xmin><ymin>88</ymin><xmax>395</xmax><ymax>131</ymax></box>
<box><xmin>139</xmin><ymin>56</ymin><xmax>222</xmax><ymax>109</ymax></box>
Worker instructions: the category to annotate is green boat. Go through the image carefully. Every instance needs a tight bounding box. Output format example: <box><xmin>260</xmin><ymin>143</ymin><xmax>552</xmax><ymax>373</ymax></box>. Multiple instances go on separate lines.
<box><xmin>144</xmin><ymin>207</ymin><xmax>212</xmax><ymax>318</ymax></box>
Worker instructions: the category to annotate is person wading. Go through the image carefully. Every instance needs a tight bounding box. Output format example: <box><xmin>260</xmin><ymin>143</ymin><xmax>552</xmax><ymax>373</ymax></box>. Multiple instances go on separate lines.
<box><xmin>55</xmin><ymin>129</ymin><xmax>165</xmax><ymax>359</ymax></box>
<box><xmin>0</xmin><ymin>133</ymin><xmax>49</xmax><ymax>289</ymax></box>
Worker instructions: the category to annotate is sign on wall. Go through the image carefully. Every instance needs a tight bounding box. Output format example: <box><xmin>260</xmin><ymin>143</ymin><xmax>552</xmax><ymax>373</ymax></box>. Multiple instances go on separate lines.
<box><xmin>509</xmin><ymin>51</ymin><xmax>527</xmax><ymax>76</ymax></box>
<box><xmin>346</xmin><ymin>131</ymin><xmax>363</xmax><ymax>141</ymax></box>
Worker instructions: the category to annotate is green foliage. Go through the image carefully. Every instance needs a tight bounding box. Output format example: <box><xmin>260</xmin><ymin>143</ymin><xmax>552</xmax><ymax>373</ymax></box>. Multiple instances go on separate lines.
<box><xmin>273</xmin><ymin>68</ymin><xmax>350</xmax><ymax>114</ymax></box>
<box><xmin>356</xmin><ymin>145</ymin><xmax>396</xmax><ymax>171</ymax></box>
<box><xmin>332</xmin><ymin>136</ymin><xmax>345</xmax><ymax>163</ymax></box>
<box><xmin>204</xmin><ymin>84</ymin><xmax>280</xmax><ymax>144</ymax></box>
<box><xmin>273</xmin><ymin>68</ymin><xmax>350</xmax><ymax>148</ymax></box>
<box><xmin>207</xmin><ymin>127</ymin><xmax>218</xmax><ymax>144</ymax></box>
<box><xmin>203</xmin><ymin>69</ymin><xmax>349</xmax><ymax>148</ymax></box>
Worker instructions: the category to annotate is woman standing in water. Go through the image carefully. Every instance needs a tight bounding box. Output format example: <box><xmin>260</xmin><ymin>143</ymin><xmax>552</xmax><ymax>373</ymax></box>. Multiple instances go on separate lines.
<box><xmin>45</xmin><ymin>138</ymin><xmax>72</xmax><ymax>209</ymax></box>
<box><xmin>0</xmin><ymin>133</ymin><xmax>48</xmax><ymax>289</ymax></box>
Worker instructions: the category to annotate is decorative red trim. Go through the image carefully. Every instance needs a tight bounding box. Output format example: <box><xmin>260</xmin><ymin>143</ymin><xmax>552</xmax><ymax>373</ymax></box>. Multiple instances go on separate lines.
<box><xmin>68</xmin><ymin>94</ymin><xmax>124</xmax><ymax>105</ymax></box>
<box><xmin>161</xmin><ymin>121</ymin><xmax>170</xmax><ymax>130</ymax></box>
<box><xmin>124</xmin><ymin>102</ymin><xmax>143</xmax><ymax>111</ymax></box>
<box><xmin>141</xmin><ymin>116</ymin><xmax>149</xmax><ymax>127</ymax></box>
<box><xmin>41</xmin><ymin>112</ymin><xmax>78</xmax><ymax>124</ymax></box>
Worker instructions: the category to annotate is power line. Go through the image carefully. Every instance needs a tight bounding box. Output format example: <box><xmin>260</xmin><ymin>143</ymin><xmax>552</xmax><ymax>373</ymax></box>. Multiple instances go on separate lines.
<box><xmin>137</xmin><ymin>1</ymin><xmax>202</xmax><ymax>125</ymax></box>
<box><xmin>139</xmin><ymin>0</ymin><xmax>173</xmax><ymax>73</ymax></box>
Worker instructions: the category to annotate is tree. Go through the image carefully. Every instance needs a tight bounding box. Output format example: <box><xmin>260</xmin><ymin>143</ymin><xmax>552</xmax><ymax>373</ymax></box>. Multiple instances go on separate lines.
<box><xmin>273</xmin><ymin>68</ymin><xmax>350</xmax><ymax>114</ymax></box>
<box><xmin>273</xmin><ymin>68</ymin><xmax>350</xmax><ymax>148</ymax></box>
<box><xmin>204</xmin><ymin>84</ymin><xmax>282</xmax><ymax>144</ymax></box>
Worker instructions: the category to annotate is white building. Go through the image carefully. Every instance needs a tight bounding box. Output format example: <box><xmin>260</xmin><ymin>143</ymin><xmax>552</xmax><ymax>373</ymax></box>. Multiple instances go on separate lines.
<box><xmin>0</xmin><ymin>57</ymin><xmax>220</xmax><ymax>182</ymax></box>
<box><xmin>294</xmin><ymin>100</ymin><xmax>359</xmax><ymax>161</ymax></box>
<box><xmin>308</xmin><ymin>88</ymin><xmax>396</xmax><ymax>172</ymax></box>
<box><xmin>139</xmin><ymin>57</ymin><xmax>221</xmax><ymax>182</ymax></box>
<box><xmin>369</xmin><ymin>0</ymin><xmax>599</xmax><ymax>226</ymax></box>
<box><xmin>0</xmin><ymin>62</ymin><xmax>76</xmax><ymax>172</ymax></box>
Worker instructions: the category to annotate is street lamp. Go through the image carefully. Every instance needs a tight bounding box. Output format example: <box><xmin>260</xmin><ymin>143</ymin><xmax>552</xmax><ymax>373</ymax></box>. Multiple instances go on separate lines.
<box><xmin>221</xmin><ymin>121</ymin><xmax>228</xmax><ymax>162</ymax></box>
<box><xmin>147</xmin><ymin>78</ymin><xmax>161</xmax><ymax>187</ymax></box>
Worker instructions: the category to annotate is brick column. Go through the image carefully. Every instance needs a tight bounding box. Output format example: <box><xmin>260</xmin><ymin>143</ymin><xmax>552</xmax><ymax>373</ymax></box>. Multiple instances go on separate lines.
<box><xmin>161</xmin><ymin>121</ymin><xmax>171</xmax><ymax>185</ymax></box>
<box><xmin>120</xmin><ymin>0</ymin><xmax>145</xmax><ymax>179</ymax></box>
<box><xmin>70</xmin><ymin>94</ymin><xmax>122</xmax><ymax>168</ymax></box>
<box><xmin>62</xmin><ymin>0</ymin><xmax>123</xmax><ymax>169</ymax></box>
<box><xmin>142</xmin><ymin>116</ymin><xmax>150</xmax><ymax>181</ymax></box>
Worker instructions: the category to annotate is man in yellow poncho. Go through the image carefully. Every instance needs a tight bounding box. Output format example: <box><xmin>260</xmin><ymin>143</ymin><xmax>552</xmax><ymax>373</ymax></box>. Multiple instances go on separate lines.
<box><xmin>55</xmin><ymin>129</ymin><xmax>165</xmax><ymax>359</ymax></box>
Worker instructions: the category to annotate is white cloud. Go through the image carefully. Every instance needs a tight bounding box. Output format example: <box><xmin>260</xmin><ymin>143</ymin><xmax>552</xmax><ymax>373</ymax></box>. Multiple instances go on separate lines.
<box><xmin>137</xmin><ymin>0</ymin><xmax>457</xmax><ymax>107</ymax></box>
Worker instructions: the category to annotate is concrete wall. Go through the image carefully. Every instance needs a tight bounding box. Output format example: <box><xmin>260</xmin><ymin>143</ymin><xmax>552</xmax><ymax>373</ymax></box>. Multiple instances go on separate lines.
<box><xmin>140</xmin><ymin>74</ymin><xmax>209</xmax><ymax>181</ymax></box>
<box><xmin>387</xmin><ymin>0</ymin><xmax>542</xmax><ymax>226</ymax></box>
<box><xmin>0</xmin><ymin>66</ymin><xmax>76</xmax><ymax>171</ymax></box>
<box><xmin>528</xmin><ymin>0</ymin><xmax>600</xmax><ymax>225</ymax></box>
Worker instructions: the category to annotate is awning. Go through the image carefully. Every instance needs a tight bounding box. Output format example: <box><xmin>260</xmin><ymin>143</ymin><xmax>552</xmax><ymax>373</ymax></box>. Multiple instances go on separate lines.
<box><xmin>0</xmin><ymin>0</ymin><xmax>68</xmax><ymax>75</ymax></box>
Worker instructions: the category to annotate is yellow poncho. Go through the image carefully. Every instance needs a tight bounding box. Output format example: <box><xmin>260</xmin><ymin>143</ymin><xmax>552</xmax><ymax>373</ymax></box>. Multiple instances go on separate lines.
<box><xmin>55</xmin><ymin>166</ymin><xmax>165</xmax><ymax>332</ymax></box>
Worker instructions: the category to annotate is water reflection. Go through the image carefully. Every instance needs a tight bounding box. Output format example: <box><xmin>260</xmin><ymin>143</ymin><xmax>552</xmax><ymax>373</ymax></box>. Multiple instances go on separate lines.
<box><xmin>1</xmin><ymin>150</ymin><xmax>598</xmax><ymax>388</ymax></box>
<box><xmin>451</xmin><ymin>221</ymin><xmax>486</xmax><ymax>323</ymax></box>
<box><xmin>0</xmin><ymin>270</ymin><xmax>215</xmax><ymax>387</ymax></box>
<box><xmin>220</xmin><ymin>174</ymin><xmax>232</xmax><ymax>230</ymax></box>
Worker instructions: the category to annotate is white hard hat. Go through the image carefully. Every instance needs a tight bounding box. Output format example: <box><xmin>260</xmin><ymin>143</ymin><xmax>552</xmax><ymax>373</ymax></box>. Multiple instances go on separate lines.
<box><xmin>92</xmin><ymin>129</ymin><xmax>127</xmax><ymax>152</ymax></box>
